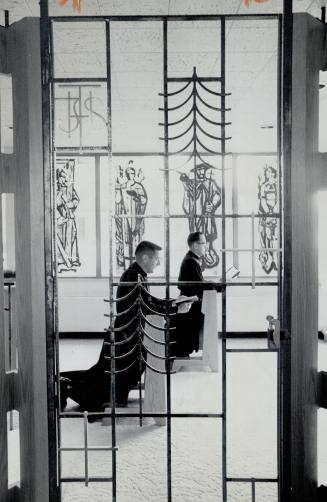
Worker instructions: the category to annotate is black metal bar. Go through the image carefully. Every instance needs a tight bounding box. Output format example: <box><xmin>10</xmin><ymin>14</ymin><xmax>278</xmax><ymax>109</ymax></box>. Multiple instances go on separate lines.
<box><xmin>321</xmin><ymin>7</ymin><xmax>326</xmax><ymax>24</ymax></box>
<box><xmin>4</xmin><ymin>10</ymin><xmax>9</xmax><ymax>27</ymax></box>
<box><xmin>40</xmin><ymin>1</ymin><xmax>60</xmax><ymax>500</ymax></box>
<box><xmin>163</xmin><ymin>20</ymin><xmax>173</xmax><ymax>502</ymax></box>
<box><xmin>163</xmin><ymin>19</ymin><xmax>170</xmax><ymax>301</ymax></box>
<box><xmin>60</xmin><ymin>411</ymin><xmax>224</xmax><ymax>418</ymax></box>
<box><xmin>108</xmin><ymin>213</ymin><xmax>281</xmax><ymax>220</ymax></box>
<box><xmin>165</xmin><ymin>308</ymin><xmax>172</xmax><ymax>502</ymax></box>
<box><xmin>53</xmin><ymin>77</ymin><xmax>107</xmax><ymax>83</ymax></box>
<box><xmin>226</xmin><ymin>477</ymin><xmax>278</xmax><ymax>483</ymax></box>
<box><xmin>105</xmin><ymin>18</ymin><xmax>117</xmax><ymax>502</ymax></box>
<box><xmin>277</xmin><ymin>15</ymin><xmax>283</xmax><ymax>502</ymax></box>
<box><xmin>95</xmin><ymin>155</ymin><xmax>102</xmax><ymax>277</ymax></box>
<box><xmin>221</xmin><ymin>16</ymin><xmax>227</xmax><ymax>502</ymax></box>
<box><xmin>226</xmin><ymin>348</ymin><xmax>279</xmax><ymax>353</ymax></box>
<box><xmin>50</xmin><ymin>14</ymin><xmax>280</xmax><ymax>22</ymax></box>
<box><xmin>277</xmin><ymin>15</ymin><xmax>283</xmax><ymax>325</ymax></box>
<box><xmin>280</xmin><ymin>1</ymin><xmax>293</xmax><ymax>501</ymax></box>
<box><xmin>60</xmin><ymin>476</ymin><xmax>113</xmax><ymax>483</ymax></box>
<box><xmin>109</xmin><ymin>280</ymin><xmax>278</xmax><ymax>287</ymax></box>
<box><xmin>55</xmin><ymin>148</ymin><xmax>277</xmax><ymax>156</ymax></box>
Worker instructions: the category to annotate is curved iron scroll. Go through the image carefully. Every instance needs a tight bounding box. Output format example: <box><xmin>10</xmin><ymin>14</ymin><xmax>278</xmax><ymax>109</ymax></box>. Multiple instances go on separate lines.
<box><xmin>104</xmin><ymin>277</ymin><xmax>176</xmax><ymax>380</ymax></box>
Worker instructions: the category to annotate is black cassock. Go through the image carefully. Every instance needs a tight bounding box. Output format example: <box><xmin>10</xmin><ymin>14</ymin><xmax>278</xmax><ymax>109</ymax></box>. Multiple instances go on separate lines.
<box><xmin>60</xmin><ymin>262</ymin><xmax>171</xmax><ymax>411</ymax></box>
<box><xmin>174</xmin><ymin>250</ymin><xmax>221</xmax><ymax>357</ymax></box>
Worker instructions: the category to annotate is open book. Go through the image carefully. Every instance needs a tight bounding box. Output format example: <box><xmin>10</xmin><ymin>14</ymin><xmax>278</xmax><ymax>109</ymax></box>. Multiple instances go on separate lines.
<box><xmin>173</xmin><ymin>295</ymin><xmax>199</xmax><ymax>305</ymax></box>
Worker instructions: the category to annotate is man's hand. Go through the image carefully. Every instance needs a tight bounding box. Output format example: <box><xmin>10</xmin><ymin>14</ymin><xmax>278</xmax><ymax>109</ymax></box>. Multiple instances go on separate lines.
<box><xmin>176</xmin><ymin>301</ymin><xmax>193</xmax><ymax>313</ymax></box>
<box><xmin>172</xmin><ymin>295</ymin><xmax>198</xmax><ymax>313</ymax></box>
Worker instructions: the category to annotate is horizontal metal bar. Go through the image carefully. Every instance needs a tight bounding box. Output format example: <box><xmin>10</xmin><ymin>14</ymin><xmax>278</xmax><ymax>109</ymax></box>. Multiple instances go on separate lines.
<box><xmin>54</xmin><ymin>149</ymin><xmax>278</xmax><ymax>157</ymax></box>
<box><xmin>108</xmin><ymin>280</ymin><xmax>221</xmax><ymax>286</ymax></box>
<box><xmin>58</xmin><ymin>278</ymin><xmax>277</xmax><ymax>286</ymax></box>
<box><xmin>110</xmin><ymin>213</ymin><xmax>280</xmax><ymax>219</ymax></box>
<box><xmin>50</xmin><ymin>14</ymin><xmax>280</xmax><ymax>22</ymax></box>
<box><xmin>54</xmin><ymin>78</ymin><xmax>107</xmax><ymax>83</ymax></box>
<box><xmin>226</xmin><ymin>348</ymin><xmax>278</xmax><ymax>353</ymax></box>
<box><xmin>59</xmin><ymin>412</ymin><xmax>224</xmax><ymax>418</ymax></box>
<box><xmin>221</xmin><ymin>248</ymin><xmax>281</xmax><ymax>252</ymax></box>
<box><xmin>167</xmin><ymin>77</ymin><xmax>221</xmax><ymax>82</ymax></box>
<box><xmin>226</xmin><ymin>477</ymin><xmax>278</xmax><ymax>483</ymax></box>
<box><xmin>59</xmin><ymin>446</ymin><xmax>117</xmax><ymax>451</ymax></box>
<box><xmin>60</xmin><ymin>476</ymin><xmax>112</xmax><ymax>483</ymax></box>
<box><xmin>107</xmin><ymin>280</ymin><xmax>275</xmax><ymax>287</ymax></box>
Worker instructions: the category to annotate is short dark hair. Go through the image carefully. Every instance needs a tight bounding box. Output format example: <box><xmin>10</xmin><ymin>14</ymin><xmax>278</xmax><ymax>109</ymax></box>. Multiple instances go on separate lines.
<box><xmin>135</xmin><ymin>240</ymin><xmax>162</xmax><ymax>257</ymax></box>
<box><xmin>187</xmin><ymin>232</ymin><xmax>205</xmax><ymax>247</ymax></box>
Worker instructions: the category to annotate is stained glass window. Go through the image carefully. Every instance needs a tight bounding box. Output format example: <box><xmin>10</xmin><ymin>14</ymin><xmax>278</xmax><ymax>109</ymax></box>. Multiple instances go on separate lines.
<box><xmin>55</xmin><ymin>157</ymin><xmax>96</xmax><ymax>276</ymax></box>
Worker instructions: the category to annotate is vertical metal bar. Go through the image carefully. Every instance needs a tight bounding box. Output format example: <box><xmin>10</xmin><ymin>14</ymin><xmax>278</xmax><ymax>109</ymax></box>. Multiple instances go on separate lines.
<box><xmin>163</xmin><ymin>19</ymin><xmax>173</xmax><ymax>502</ymax></box>
<box><xmin>163</xmin><ymin>18</ymin><xmax>170</xmax><ymax>301</ymax></box>
<box><xmin>251</xmin><ymin>212</ymin><xmax>255</xmax><ymax>289</ymax></box>
<box><xmin>165</xmin><ymin>309</ymin><xmax>172</xmax><ymax>502</ymax></box>
<box><xmin>4</xmin><ymin>10</ymin><xmax>9</xmax><ymax>27</ymax></box>
<box><xmin>83</xmin><ymin>411</ymin><xmax>89</xmax><ymax>486</ymax></box>
<box><xmin>8</xmin><ymin>284</ymin><xmax>14</xmax><ymax>430</ymax></box>
<box><xmin>221</xmin><ymin>16</ymin><xmax>227</xmax><ymax>502</ymax></box>
<box><xmin>95</xmin><ymin>155</ymin><xmax>102</xmax><ymax>277</ymax></box>
<box><xmin>138</xmin><ymin>278</ymin><xmax>143</xmax><ymax>427</ymax></box>
<box><xmin>277</xmin><ymin>344</ymin><xmax>281</xmax><ymax>502</ymax></box>
<box><xmin>193</xmin><ymin>66</ymin><xmax>197</xmax><ymax>233</ymax></box>
<box><xmin>105</xmin><ymin>19</ymin><xmax>117</xmax><ymax>502</ymax></box>
<box><xmin>251</xmin><ymin>479</ymin><xmax>256</xmax><ymax>502</ymax></box>
<box><xmin>40</xmin><ymin>1</ymin><xmax>61</xmax><ymax>500</ymax></box>
<box><xmin>232</xmin><ymin>154</ymin><xmax>239</xmax><ymax>270</ymax></box>
<box><xmin>78</xmin><ymin>85</ymin><xmax>83</xmax><ymax>151</ymax></box>
<box><xmin>280</xmin><ymin>1</ymin><xmax>293</xmax><ymax>501</ymax></box>
<box><xmin>277</xmin><ymin>15</ymin><xmax>283</xmax><ymax>323</ymax></box>
<box><xmin>276</xmin><ymin>18</ymin><xmax>282</xmax><ymax>501</ymax></box>
<box><xmin>8</xmin><ymin>284</ymin><xmax>12</xmax><ymax>370</ymax></box>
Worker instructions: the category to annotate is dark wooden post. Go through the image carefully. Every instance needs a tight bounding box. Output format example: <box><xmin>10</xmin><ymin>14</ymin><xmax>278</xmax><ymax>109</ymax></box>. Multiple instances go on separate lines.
<box><xmin>284</xmin><ymin>13</ymin><xmax>325</xmax><ymax>502</ymax></box>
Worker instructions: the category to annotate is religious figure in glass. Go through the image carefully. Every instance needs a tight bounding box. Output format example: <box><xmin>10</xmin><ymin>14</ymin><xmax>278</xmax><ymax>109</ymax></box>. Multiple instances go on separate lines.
<box><xmin>56</xmin><ymin>159</ymin><xmax>81</xmax><ymax>272</ymax></box>
<box><xmin>258</xmin><ymin>164</ymin><xmax>278</xmax><ymax>274</ymax></box>
<box><xmin>115</xmin><ymin>160</ymin><xmax>148</xmax><ymax>269</ymax></box>
<box><xmin>180</xmin><ymin>163</ymin><xmax>221</xmax><ymax>269</ymax></box>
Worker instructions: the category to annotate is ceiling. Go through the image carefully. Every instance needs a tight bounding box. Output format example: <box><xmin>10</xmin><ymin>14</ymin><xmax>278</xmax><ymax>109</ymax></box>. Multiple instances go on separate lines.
<box><xmin>0</xmin><ymin>0</ymin><xmax>324</xmax><ymax>153</ymax></box>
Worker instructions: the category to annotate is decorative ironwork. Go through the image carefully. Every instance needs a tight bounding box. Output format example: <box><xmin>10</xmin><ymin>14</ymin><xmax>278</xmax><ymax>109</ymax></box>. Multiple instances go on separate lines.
<box><xmin>258</xmin><ymin>164</ymin><xmax>278</xmax><ymax>274</ymax></box>
<box><xmin>56</xmin><ymin>158</ymin><xmax>81</xmax><ymax>272</ymax></box>
<box><xmin>115</xmin><ymin>160</ymin><xmax>148</xmax><ymax>269</ymax></box>
<box><xmin>159</xmin><ymin>67</ymin><xmax>231</xmax><ymax>269</ymax></box>
<box><xmin>55</xmin><ymin>84</ymin><xmax>107</xmax><ymax>148</ymax></box>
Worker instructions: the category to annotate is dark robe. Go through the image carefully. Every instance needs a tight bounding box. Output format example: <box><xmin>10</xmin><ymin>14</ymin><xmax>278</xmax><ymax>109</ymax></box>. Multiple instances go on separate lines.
<box><xmin>174</xmin><ymin>250</ymin><xmax>221</xmax><ymax>356</ymax></box>
<box><xmin>60</xmin><ymin>262</ymin><xmax>171</xmax><ymax>411</ymax></box>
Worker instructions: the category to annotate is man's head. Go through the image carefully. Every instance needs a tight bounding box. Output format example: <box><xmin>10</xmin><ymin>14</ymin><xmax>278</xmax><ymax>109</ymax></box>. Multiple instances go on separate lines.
<box><xmin>187</xmin><ymin>231</ymin><xmax>207</xmax><ymax>258</ymax></box>
<box><xmin>135</xmin><ymin>240</ymin><xmax>162</xmax><ymax>274</ymax></box>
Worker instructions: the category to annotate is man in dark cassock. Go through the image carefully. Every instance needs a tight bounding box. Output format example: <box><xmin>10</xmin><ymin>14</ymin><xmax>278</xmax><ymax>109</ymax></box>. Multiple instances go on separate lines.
<box><xmin>60</xmin><ymin>241</ymin><xmax>193</xmax><ymax>412</ymax></box>
<box><xmin>174</xmin><ymin>231</ymin><xmax>222</xmax><ymax>357</ymax></box>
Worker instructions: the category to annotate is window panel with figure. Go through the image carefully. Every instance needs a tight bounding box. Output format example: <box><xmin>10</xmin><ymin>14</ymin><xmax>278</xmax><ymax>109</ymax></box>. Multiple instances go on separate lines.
<box><xmin>56</xmin><ymin>157</ymin><xmax>96</xmax><ymax>276</ymax></box>
<box><xmin>100</xmin><ymin>156</ymin><xmax>164</xmax><ymax>276</ymax></box>
<box><xmin>229</xmin><ymin>156</ymin><xmax>279</xmax><ymax>278</ymax></box>
<box><xmin>170</xmin><ymin>155</ymin><xmax>222</xmax><ymax>273</ymax></box>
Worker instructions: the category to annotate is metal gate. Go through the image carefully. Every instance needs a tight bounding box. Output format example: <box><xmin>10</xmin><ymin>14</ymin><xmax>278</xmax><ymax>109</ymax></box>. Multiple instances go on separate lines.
<box><xmin>41</xmin><ymin>10</ymin><xmax>285</xmax><ymax>501</ymax></box>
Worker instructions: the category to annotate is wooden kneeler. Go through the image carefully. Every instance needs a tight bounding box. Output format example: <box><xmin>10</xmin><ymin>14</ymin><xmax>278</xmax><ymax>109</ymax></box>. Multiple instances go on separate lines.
<box><xmin>143</xmin><ymin>315</ymin><xmax>167</xmax><ymax>426</ymax></box>
<box><xmin>173</xmin><ymin>290</ymin><xmax>219</xmax><ymax>373</ymax></box>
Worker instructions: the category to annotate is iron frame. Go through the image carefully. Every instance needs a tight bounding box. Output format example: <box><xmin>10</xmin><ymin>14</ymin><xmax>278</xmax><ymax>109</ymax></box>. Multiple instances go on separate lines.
<box><xmin>40</xmin><ymin>7</ymin><xmax>286</xmax><ymax>502</ymax></box>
